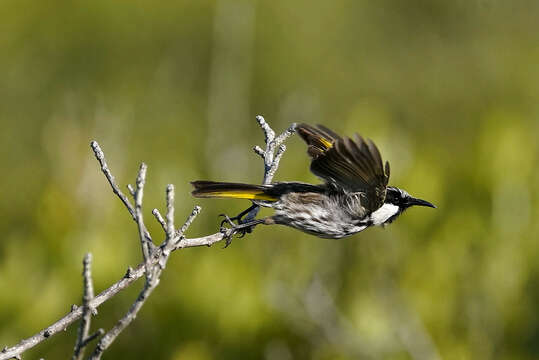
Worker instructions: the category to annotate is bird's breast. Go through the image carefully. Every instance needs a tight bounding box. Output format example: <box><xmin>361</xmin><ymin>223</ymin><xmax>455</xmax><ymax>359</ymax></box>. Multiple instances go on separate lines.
<box><xmin>272</xmin><ymin>192</ymin><xmax>368</xmax><ymax>238</ymax></box>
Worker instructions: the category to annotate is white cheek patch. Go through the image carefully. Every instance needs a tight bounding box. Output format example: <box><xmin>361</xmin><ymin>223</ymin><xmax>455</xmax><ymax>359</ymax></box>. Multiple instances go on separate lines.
<box><xmin>370</xmin><ymin>203</ymin><xmax>399</xmax><ymax>225</ymax></box>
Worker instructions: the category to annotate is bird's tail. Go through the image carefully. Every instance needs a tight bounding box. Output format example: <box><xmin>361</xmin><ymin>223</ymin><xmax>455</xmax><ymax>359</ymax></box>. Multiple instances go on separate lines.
<box><xmin>190</xmin><ymin>181</ymin><xmax>279</xmax><ymax>201</ymax></box>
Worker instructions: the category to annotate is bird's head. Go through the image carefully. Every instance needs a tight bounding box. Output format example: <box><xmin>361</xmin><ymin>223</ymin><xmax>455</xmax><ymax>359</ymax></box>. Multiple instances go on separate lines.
<box><xmin>379</xmin><ymin>187</ymin><xmax>436</xmax><ymax>224</ymax></box>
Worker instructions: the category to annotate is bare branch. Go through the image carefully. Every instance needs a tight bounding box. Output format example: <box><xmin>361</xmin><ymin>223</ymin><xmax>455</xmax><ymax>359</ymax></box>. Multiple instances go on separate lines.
<box><xmin>165</xmin><ymin>184</ymin><xmax>175</xmax><ymax>240</ymax></box>
<box><xmin>91</xmin><ymin>141</ymin><xmax>153</xmax><ymax>244</ymax></box>
<box><xmin>90</xmin><ymin>141</ymin><xmax>136</xmax><ymax>220</ymax></box>
<box><xmin>0</xmin><ymin>260</ymin><xmax>147</xmax><ymax>360</ymax></box>
<box><xmin>274</xmin><ymin>122</ymin><xmax>297</xmax><ymax>147</ymax></box>
<box><xmin>159</xmin><ymin>184</ymin><xmax>176</xmax><ymax>264</ymax></box>
<box><xmin>174</xmin><ymin>231</ymin><xmax>229</xmax><ymax>249</ymax></box>
<box><xmin>90</xmin><ymin>185</ymin><xmax>175</xmax><ymax>359</ymax></box>
<box><xmin>94</xmin><ymin>206</ymin><xmax>207</xmax><ymax>359</ymax></box>
<box><xmin>256</xmin><ymin>114</ymin><xmax>276</xmax><ymax>144</ymax></box>
<box><xmin>256</xmin><ymin>115</ymin><xmax>276</xmax><ymax>171</ymax></box>
<box><xmin>253</xmin><ymin>115</ymin><xmax>297</xmax><ymax>185</ymax></box>
<box><xmin>1</xmin><ymin>117</ymin><xmax>295</xmax><ymax>360</ymax></box>
<box><xmin>80</xmin><ymin>329</ymin><xmax>104</xmax><ymax>348</ymax></box>
<box><xmin>253</xmin><ymin>145</ymin><xmax>265</xmax><ymax>158</ymax></box>
<box><xmin>1</xmin><ymin>232</ymin><xmax>232</xmax><ymax>360</ymax></box>
<box><xmin>178</xmin><ymin>206</ymin><xmax>202</xmax><ymax>236</ymax></box>
<box><xmin>152</xmin><ymin>209</ymin><xmax>167</xmax><ymax>232</ymax></box>
<box><xmin>133</xmin><ymin>162</ymin><xmax>154</xmax><ymax>282</ymax></box>
<box><xmin>267</xmin><ymin>144</ymin><xmax>287</xmax><ymax>182</ymax></box>
<box><xmin>72</xmin><ymin>253</ymin><xmax>96</xmax><ymax>360</ymax></box>
<box><xmin>88</xmin><ymin>278</ymin><xmax>158</xmax><ymax>360</ymax></box>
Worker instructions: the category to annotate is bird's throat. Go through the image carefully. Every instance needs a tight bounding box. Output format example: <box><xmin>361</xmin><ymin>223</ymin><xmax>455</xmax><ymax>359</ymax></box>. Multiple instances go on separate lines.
<box><xmin>370</xmin><ymin>203</ymin><xmax>400</xmax><ymax>225</ymax></box>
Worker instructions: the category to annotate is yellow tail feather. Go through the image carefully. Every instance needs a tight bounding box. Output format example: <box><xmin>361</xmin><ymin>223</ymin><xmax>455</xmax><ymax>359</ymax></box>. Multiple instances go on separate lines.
<box><xmin>195</xmin><ymin>190</ymin><xmax>277</xmax><ymax>201</ymax></box>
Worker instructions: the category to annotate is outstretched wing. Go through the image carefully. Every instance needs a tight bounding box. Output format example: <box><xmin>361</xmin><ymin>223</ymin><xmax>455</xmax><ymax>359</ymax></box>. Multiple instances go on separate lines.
<box><xmin>296</xmin><ymin>123</ymin><xmax>390</xmax><ymax>212</ymax></box>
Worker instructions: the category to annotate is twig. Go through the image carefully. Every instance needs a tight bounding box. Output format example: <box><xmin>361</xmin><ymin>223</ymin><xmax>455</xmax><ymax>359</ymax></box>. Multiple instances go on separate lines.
<box><xmin>267</xmin><ymin>144</ymin><xmax>287</xmax><ymax>182</ymax></box>
<box><xmin>72</xmin><ymin>253</ymin><xmax>96</xmax><ymax>360</ymax></box>
<box><xmin>177</xmin><ymin>206</ymin><xmax>202</xmax><ymax>238</ymax></box>
<box><xmin>90</xmin><ymin>141</ymin><xmax>153</xmax><ymax>244</ymax></box>
<box><xmin>89</xmin><ymin>206</ymin><xmax>202</xmax><ymax>360</ymax></box>
<box><xmin>88</xmin><ymin>116</ymin><xmax>288</xmax><ymax>358</ymax></box>
<box><xmin>89</xmin><ymin>160</ymin><xmax>158</xmax><ymax>359</ymax></box>
<box><xmin>174</xmin><ymin>230</ymin><xmax>231</xmax><ymax>249</ymax></box>
<box><xmin>254</xmin><ymin>115</ymin><xmax>296</xmax><ymax>185</ymax></box>
<box><xmin>88</xmin><ymin>282</ymin><xmax>158</xmax><ymax>360</ymax></box>
<box><xmin>160</xmin><ymin>185</ymin><xmax>176</xmax><ymax>261</ymax></box>
<box><xmin>274</xmin><ymin>123</ymin><xmax>297</xmax><ymax>147</ymax></box>
<box><xmin>152</xmin><ymin>209</ymin><xmax>167</xmax><ymax>232</ymax></box>
<box><xmin>0</xmin><ymin>239</ymin><xmax>227</xmax><ymax>360</ymax></box>
<box><xmin>80</xmin><ymin>329</ymin><xmax>105</xmax><ymax>348</ymax></box>
<box><xmin>245</xmin><ymin>115</ymin><xmax>296</xmax><ymax>221</ymax></box>
<box><xmin>165</xmin><ymin>184</ymin><xmax>175</xmax><ymax>240</ymax></box>
<box><xmin>0</xmin><ymin>238</ymin><xmax>228</xmax><ymax>360</ymax></box>
<box><xmin>90</xmin><ymin>141</ymin><xmax>136</xmax><ymax>220</ymax></box>
<box><xmin>133</xmin><ymin>163</ymin><xmax>153</xmax><ymax>283</ymax></box>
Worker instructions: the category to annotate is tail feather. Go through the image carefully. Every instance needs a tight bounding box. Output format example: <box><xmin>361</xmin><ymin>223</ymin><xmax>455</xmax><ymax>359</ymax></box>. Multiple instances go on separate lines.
<box><xmin>191</xmin><ymin>181</ymin><xmax>278</xmax><ymax>201</ymax></box>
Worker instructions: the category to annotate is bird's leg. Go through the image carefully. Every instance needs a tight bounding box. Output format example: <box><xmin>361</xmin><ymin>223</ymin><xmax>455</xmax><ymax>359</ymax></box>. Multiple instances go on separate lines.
<box><xmin>239</xmin><ymin>203</ymin><xmax>261</xmax><ymax>224</ymax></box>
<box><xmin>220</xmin><ymin>217</ymin><xmax>273</xmax><ymax>248</ymax></box>
<box><xmin>219</xmin><ymin>203</ymin><xmax>259</xmax><ymax>227</ymax></box>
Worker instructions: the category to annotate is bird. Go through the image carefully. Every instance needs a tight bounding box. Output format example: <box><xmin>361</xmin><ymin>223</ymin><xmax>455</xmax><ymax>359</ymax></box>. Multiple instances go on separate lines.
<box><xmin>191</xmin><ymin>123</ymin><xmax>435</xmax><ymax>241</ymax></box>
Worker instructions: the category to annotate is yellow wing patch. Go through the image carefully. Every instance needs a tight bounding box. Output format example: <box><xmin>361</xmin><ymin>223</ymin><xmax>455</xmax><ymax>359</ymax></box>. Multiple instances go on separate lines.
<box><xmin>319</xmin><ymin>137</ymin><xmax>333</xmax><ymax>149</ymax></box>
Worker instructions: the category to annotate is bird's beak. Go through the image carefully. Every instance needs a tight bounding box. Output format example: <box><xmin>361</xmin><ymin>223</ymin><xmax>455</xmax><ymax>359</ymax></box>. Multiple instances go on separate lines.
<box><xmin>409</xmin><ymin>197</ymin><xmax>436</xmax><ymax>208</ymax></box>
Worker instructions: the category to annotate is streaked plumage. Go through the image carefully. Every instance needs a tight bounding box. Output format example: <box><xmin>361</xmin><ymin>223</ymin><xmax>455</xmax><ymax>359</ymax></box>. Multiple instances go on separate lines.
<box><xmin>191</xmin><ymin>123</ymin><xmax>435</xmax><ymax>239</ymax></box>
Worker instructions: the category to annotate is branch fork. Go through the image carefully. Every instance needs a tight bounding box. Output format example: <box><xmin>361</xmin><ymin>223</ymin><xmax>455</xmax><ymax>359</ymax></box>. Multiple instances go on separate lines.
<box><xmin>254</xmin><ymin>115</ymin><xmax>296</xmax><ymax>185</ymax></box>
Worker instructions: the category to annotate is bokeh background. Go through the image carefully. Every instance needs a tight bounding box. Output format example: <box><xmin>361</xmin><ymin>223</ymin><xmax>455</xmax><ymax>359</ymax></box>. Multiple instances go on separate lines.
<box><xmin>1</xmin><ymin>1</ymin><xmax>539</xmax><ymax>359</ymax></box>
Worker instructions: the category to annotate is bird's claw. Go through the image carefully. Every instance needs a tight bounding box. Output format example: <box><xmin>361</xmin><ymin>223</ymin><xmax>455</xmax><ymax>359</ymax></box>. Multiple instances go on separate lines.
<box><xmin>219</xmin><ymin>214</ymin><xmax>253</xmax><ymax>248</ymax></box>
<box><xmin>219</xmin><ymin>213</ymin><xmax>236</xmax><ymax>228</ymax></box>
<box><xmin>220</xmin><ymin>227</ymin><xmax>249</xmax><ymax>248</ymax></box>
<box><xmin>220</xmin><ymin>226</ymin><xmax>235</xmax><ymax>248</ymax></box>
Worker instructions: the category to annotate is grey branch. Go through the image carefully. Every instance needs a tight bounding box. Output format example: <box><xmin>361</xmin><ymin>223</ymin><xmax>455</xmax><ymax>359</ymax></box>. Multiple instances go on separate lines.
<box><xmin>152</xmin><ymin>208</ymin><xmax>167</xmax><ymax>232</ymax></box>
<box><xmin>80</xmin><ymin>329</ymin><xmax>105</xmax><ymax>349</ymax></box>
<box><xmin>90</xmin><ymin>141</ymin><xmax>153</xmax><ymax>244</ymax></box>
<box><xmin>89</xmin><ymin>170</ymin><xmax>172</xmax><ymax>359</ymax></box>
<box><xmin>72</xmin><ymin>253</ymin><xmax>96</xmax><ymax>360</ymax></box>
<box><xmin>90</xmin><ymin>183</ymin><xmax>204</xmax><ymax>358</ymax></box>
<box><xmin>177</xmin><ymin>205</ymin><xmax>201</xmax><ymax>239</ymax></box>
<box><xmin>89</xmin><ymin>284</ymin><xmax>159</xmax><ymax>360</ymax></box>
<box><xmin>0</xmin><ymin>116</ymin><xmax>294</xmax><ymax>360</ymax></box>
<box><xmin>133</xmin><ymin>163</ymin><xmax>154</xmax><ymax>282</ymax></box>
<box><xmin>254</xmin><ymin>115</ymin><xmax>296</xmax><ymax>185</ymax></box>
<box><xmin>165</xmin><ymin>184</ymin><xmax>175</xmax><ymax>240</ymax></box>
<box><xmin>249</xmin><ymin>115</ymin><xmax>296</xmax><ymax>220</ymax></box>
<box><xmin>90</xmin><ymin>141</ymin><xmax>136</xmax><ymax>220</ymax></box>
<box><xmin>127</xmin><ymin>184</ymin><xmax>135</xmax><ymax>197</ymax></box>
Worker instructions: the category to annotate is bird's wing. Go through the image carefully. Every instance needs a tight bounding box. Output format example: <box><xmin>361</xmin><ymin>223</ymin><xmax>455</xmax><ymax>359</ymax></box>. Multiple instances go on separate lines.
<box><xmin>296</xmin><ymin>123</ymin><xmax>391</xmax><ymax>212</ymax></box>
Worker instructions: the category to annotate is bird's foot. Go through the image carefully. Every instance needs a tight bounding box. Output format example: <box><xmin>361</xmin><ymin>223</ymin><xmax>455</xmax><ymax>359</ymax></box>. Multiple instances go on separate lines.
<box><xmin>219</xmin><ymin>226</ymin><xmax>236</xmax><ymax>248</ymax></box>
<box><xmin>219</xmin><ymin>204</ymin><xmax>259</xmax><ymax>227</ymax></box>
<box><xmin>219</xmin><ymin>216</ymin><xmax>251</xmax><ymax>248</ymax></box>
<box><xmin>219</xmin><ymin>213</ymin><xmax>237</xmax><ymax>228</ymax></box>
<box><xmin>219</xmin><ymin>215</ymin><xmax>264</xmax><ymax>248</ymax></box>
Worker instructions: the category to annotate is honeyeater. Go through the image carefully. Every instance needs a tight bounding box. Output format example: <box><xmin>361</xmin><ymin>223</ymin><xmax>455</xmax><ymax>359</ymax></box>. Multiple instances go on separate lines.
<box><xmin>191</xmin><ymin>123</ymin><xmax>435</xmax><ymax>240</ymax></box>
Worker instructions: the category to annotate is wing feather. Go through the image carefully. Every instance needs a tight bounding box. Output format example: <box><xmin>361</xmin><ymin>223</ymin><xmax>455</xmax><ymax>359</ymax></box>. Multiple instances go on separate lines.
<box><xmin>296</xmin><ymin>123</ymin><xmax>390</xmax><ymax>212</ymax></box>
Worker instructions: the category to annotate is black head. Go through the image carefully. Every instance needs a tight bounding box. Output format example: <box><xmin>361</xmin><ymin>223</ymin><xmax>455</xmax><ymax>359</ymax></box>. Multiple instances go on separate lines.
<box><xmin>383</xmin><ymin>186</ymin><xmax>436</xmax><ymax>223</ymax></box>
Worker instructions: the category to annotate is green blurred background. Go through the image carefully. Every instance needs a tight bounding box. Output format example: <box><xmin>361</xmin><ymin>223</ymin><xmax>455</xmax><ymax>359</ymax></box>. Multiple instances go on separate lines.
<box><xmin>1</xmin><ymin>0</ymin><xmax>538</xmax><ymax>359</ymax></box>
